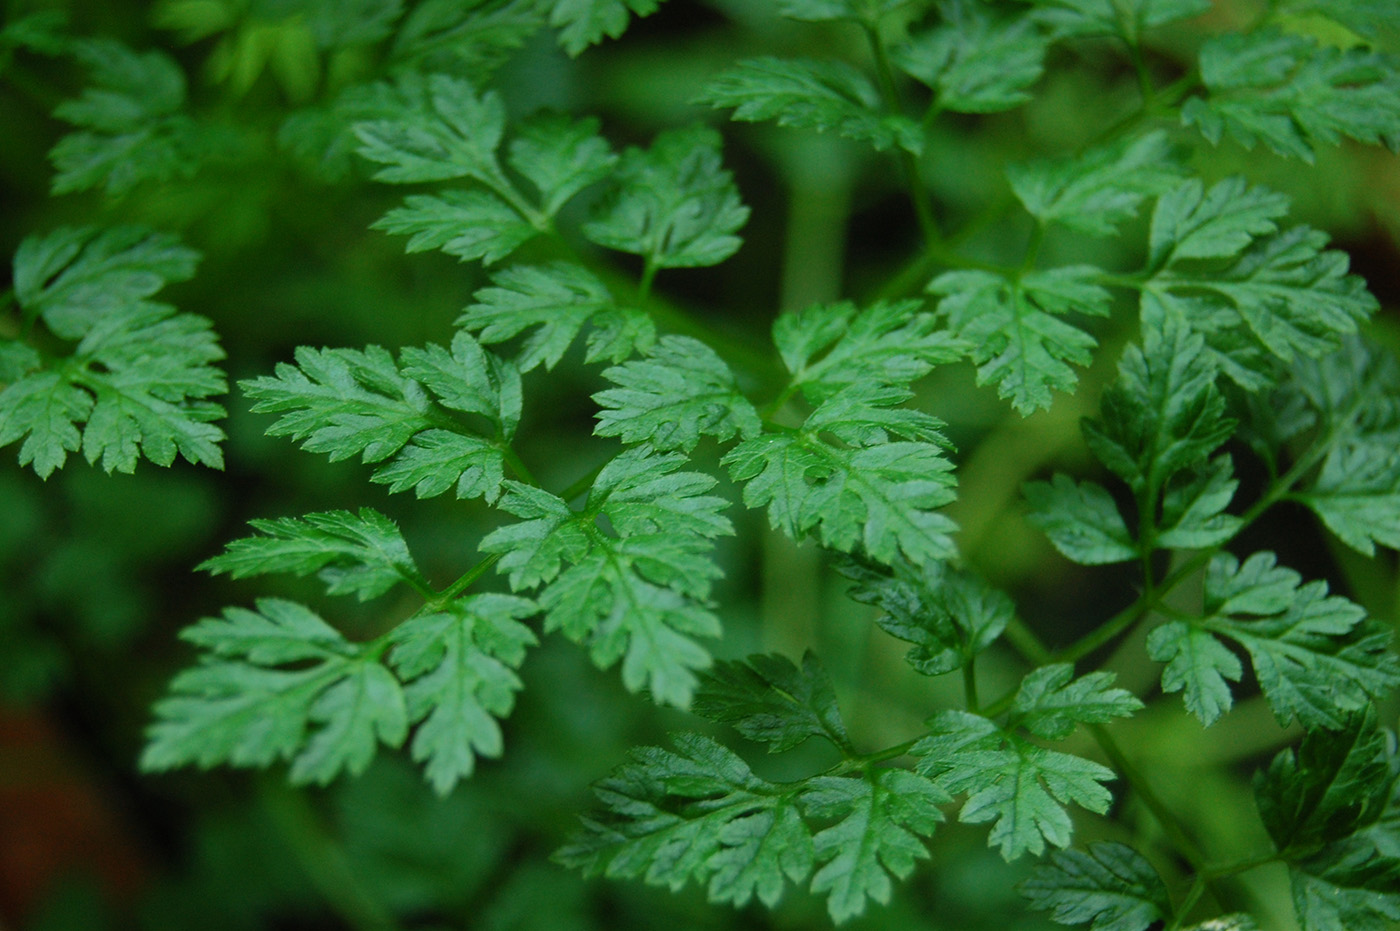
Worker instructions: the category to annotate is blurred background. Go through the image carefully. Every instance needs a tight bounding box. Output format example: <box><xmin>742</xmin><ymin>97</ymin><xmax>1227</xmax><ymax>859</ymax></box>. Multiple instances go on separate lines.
<box><xmin>1</xmin><ymin>1</ymin><xmax>1398</xmax><ymax>928</ymax></box>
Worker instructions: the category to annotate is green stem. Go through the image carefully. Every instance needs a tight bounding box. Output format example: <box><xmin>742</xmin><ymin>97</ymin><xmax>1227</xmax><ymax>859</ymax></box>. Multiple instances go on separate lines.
<box><xmin>1089</xmin><ymin>724</ymin><xmax>1207</xmax><ymax>871</ymax></box>
<box><xmin>432</xmin><ymin>553</ymin><xmax>502</xmax><ymax>608</ymax></box>
<box><xmin>962</xmin><ymin>656</ymin><xmax>980</xmax><ymax>714</ymax></box>
<box><xmin>637</xmin><ymin>257</ymin><xmax>660</xmax><ymax>304</ymax></box>
<box><xmin>1167</xmin><ymin>875</ymin><xmax>1207</xmax><ymax>931</ymax></box>
<box><xmin>258</xmin><ymin>778</ymin><xmax>400</xmax><ymax>931</ymax></box>
<box><xmin>862</xmin><ymin>23</ymin><xmax>942</xmax><ymax>249</ymax></box>
<box><xmin>501</xmin><ymin>444</ymin><xmax>539</xmax><ymax>486</ymax></box>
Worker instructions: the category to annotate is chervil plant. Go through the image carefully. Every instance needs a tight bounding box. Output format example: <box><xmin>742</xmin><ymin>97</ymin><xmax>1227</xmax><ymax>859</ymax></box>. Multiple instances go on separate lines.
<box><xmin>2</xmin><ymin>1</ymin><xmax>1399</xmax><ymax>929</ymax></box>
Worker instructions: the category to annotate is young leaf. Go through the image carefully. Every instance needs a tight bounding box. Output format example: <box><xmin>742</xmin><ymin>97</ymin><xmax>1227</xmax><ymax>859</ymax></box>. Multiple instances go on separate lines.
<box><xmin>774</xmin><ymin>299</ymin><xmax>964</xmax><ymax>403</ymax></box>
<box><xmin>1156</xmin><ymin>455</ymin><xmax>1242</xmax><ymax>549</ymax></box>
<box><xmin>1009</xmin><ymin>665</ymin><xmax>1144</xmax><ymax>740</ymax></box>
<box><xmin>50</xmin><ymin>39</ymin><xmax>205</xmax><ymax>195</ymax></box>
<box><xmin>893</xmin><ymin>2</ymin><xmax>1049</xmax><ymax>114</ymax></box>
<box><xmin>1023</xmin><ymin>476</ymin><xmax>1138</xmax><ymax>566</ymax></box>
<box><xmin>691</xmin><ymin>652</ymin><xmax>852</xmax><ymax>753</ymax></box>
<box><xmin>1019</xmin><ymin>841</ymin><xmax>1172</xmax><ymax>931</ymax></box>
<box><xmin>388</xmin><ymin>593</ymin><xmax>538</xmax><ymax>794</ymax></box>
<box><xmin>1146</xmin><ymin>177</ymin><xmax>1291</xmax><ymax>269</ymax></box>
<box><xmin>1182</xmin><ymin>30</ymin><xmax>1400</xmax><ymax>163</ymax></box>
<box><xmin>199</xmin><ymin>509</ymin><xmax>423</xmax><ymax>601</ymax></box>
<box><xmin>801</xmin><ymin>770</ymin><xmax>949</xmax><ymax>922</ymax></box>
<box><xmin>1083</xmin><ymin>315</ymin><xmax>1234</xmax><ymax>497</ymax></box>
<box><xmin>142</xmin><ymin>599</ymin><xmax>408</xmax><ymax>785</ymax></box>
<box><xmin>843</xmin><ymin>558</ymin><xmax>1012</xmax><ymax>676</ymax></box>
<box><xmin>388</xmin><ymin>0</ymin><xmax>547</xmax><ymax>77</ymax></box>
<box><xmin>583</xmin><ymin>125</ymin><xmax>749</xmax><ymax>269</ymax></box>
<box><xmin>725</xmin><ymin>388</ymin><xmax>958</xmax><ymax>566</ymax></box>
<box><xmin>555</xmin><ymin>733</ymin><xmax>814</xmax><ymax>909</ymax></box>
<box><xmin>481</xmin><ymin>448</ymin><xmax>732</xmax><ymax>706</ymax></box>
<box><xmin>916</xmin><ymin>710</ymin><xmax>1118</xmax><ymax>860</ymax></box>
<box><xmin>242</xmin><ymin>335</ymin><xmax>519</xmax><ymax>503</ymax></box>
<box><xmin>1147</xmin><ymin>552</ymin><xmax>1400</xmax><ymax>728</ymax></box>
<box><xmin>930</xmin><ymin>265</ymin><xmax>1112</xmax><ymax>413</ymax></box>
<box><xmin>698</xmin><ymin>57</ymin><xmax>924</xmax><ymax>154</ymax></box>
<box><xmin>2</xmin><ymin>226</ymin><xmax>225</xmax><ymax>477</ymax></box>
<box><xmin>593</xmin><ymin>336</ymin><xmax>761</xmax><ymax>452</ymax></box>
<box><xmin>354</xmin><ymin>73</ymin><xmax>507</xmax><ymax>184</ymax></box>
<box><xmin>1008</xmin><ymin>132</ymin><xmax>1184</xmax><ymax>237</ymax></box>
<box><xmin>550</xmin><ymin>0</ymin><xmax>662</xmax><ymax>56</ymax></box>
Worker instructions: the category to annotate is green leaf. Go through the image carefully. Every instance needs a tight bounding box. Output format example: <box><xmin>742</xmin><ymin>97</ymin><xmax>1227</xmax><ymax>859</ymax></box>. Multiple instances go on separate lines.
<box><xmin>1028</xmin><ymin>0</ymin><xmax>1209</xmax><ymax>40</ymax></box>
<box><xmin>242</xmin><ymin>335</ymin><xmax>517</xmax><ymax>503</ymax></box>
<box><xmin>1008</xmin><ymin>132</ymin><xmax>1185</xmax><ymax>237</ymax></box>
<box><xmin>594</xmin><ymin>336</ymin><xmax>760</xmax><ymax>452</ymax></box>
<box><xmin>1156</xmin><ymin>455</ymin><xmax>1242</xmax><ymax>549</ymax></box>
<box><xmin>774</xmin><ymin>299</ymin><xmax>963</xmax><ymax>403</ymax></box>
<box><xmin>354</xmin><ymin>73</ymin><xmax>507</xmax><ymax>184</ymax></box>
<box><xmin>1083</xmin><ymin>315</ymin><xmax>1234</xmax><ymax>496</ymax></box>
<box><xmin>556</xmin><ymin>733</ymin><xmax>814</xmax><ymax>909</ymax></box>
<box><xmin>1010</xmin><ymin>665</ymin><xmax>1143</xmax><ymax>740</ymax></box>
<box><xmin>1143</xmin><ymin>181</ymin><xmax>1377</xmax><ymax>376</ymax></box>
<box><xmin>389</xmin><ymin>593</ymin><xmax>538</xmax><ymax>794</ymax></box>
<box><xmin>50</xmin><ymin>39</ymin><xmax>204</xmax><ymax>196</ymax></box>
<box><xmin>2</xmin><ymin>227</ymin><xmax>225</xmax><ymax>477</ymax></box>
<box><xmin>894</xmin><ymin>2</ymin><xmax>1049</xmax><ymax>113</ymax></box>
<box><xmin>388</xmin><ymin>0</ymin><xmax>547</xmax><ymax>77</ymax></box>
<box><xmin>142</xmin><ymin>598</ymin><xmax>408</xmax><ymax>785</ymax></box>
<box><xmin>1023</xmin><ymin>476</ymin><xmax>1137</xmax><ymax>565</ymax></box>
<box><xmin>199</xmin><ymin>509</ymin><xmax>422</xmax><ymax>601</ymax></box>
<box><xmin>1019</xmin><ymin>841</ymin><xmax>1172</xmax><ymax>931</ymax></box>
<box><xmin>1182</xmin><ymin>29</ymin><xmax>1400</xmax><ymax>162</ymax></box>
<box><xmin>843</xmin><ymin>558</ymin><xmax>1012</xmax><ymax>676</ymax></box>
<box><xmin>1255</xmin><ymin>708</ymin><xmax>1395</xmax><ymax>852</ymax></box>
<box><xmin>507</xmin><ymin>112</ymin><xmax>617</xmax><ymax>216</ymax></box>
<box><xmin>584</xmin><ymin>125</ymin><xmax>749</xmax><ymax>269</ymax></box>
<box><xmin>550</xmin><ymin>0</ymin><xmax>661</xmax><ymax>56</ymax></box>
<box><xmin>698</xmin><ymin>57</ymin><xmax>924</xmax><ymax>154</ymax></box>
<box><xmin>459</xmin><ymin>262</ymin><xmax>653</xmax><ymax>372</ymax></box>
<box><xmin>801</xmin><ymin>770</ymin><xmax>949</xmax><ymax>922</ymax></box>
<box><xmin>776</xmin><ymin>0</ymin><xmax>911</xmax><ymax>23</ymax></box>
<box><xmin>481</xmin><ymin>448</ymin><xmax>732</xmax><ymax>706</ymax></box>
<box><xmin>930</xmin><ymin>265</ymin><xmax>1112</xmax><ymax>413</ymax></box>
<box><xmin>371</xmin><ymin>191</ymin><xmax>539</xmax><ymax>265</ymax></box>
<box><xmin>725</xmin><ymin>388</ymin><xmax>958</xmax><ymax>565</ymax></box>
<box><xmin>916</xmin><ymin>710</ymin><xmax>1117</xmax><ymax>860</ymax></box>
<box><xmin>1149</xmin><ymin>552</ymin><xmax>1400</xmax><ymax>728</ymax></box>
<box><xmin>691</xmin><ymin>652</ymin><xmax>852</xmax><ymax>753</ymax></box>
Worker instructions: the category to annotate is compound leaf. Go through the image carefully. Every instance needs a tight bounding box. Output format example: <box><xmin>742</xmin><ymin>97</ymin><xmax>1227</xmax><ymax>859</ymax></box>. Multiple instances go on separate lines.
<box><xmin>460</xmin><ymin>261</ymin><xmax>652</xmax><ymax>372</ymax></box>
<box><xmin>354</xmin><ymin>73</ymin><xmax>506</xmax><ymax>184</ymax></box>
<box><xmin>584</xmin><ymin>125</ymin><xmax>749</xmax><ymax>269</ymax></box>
<box><xmin>844</xmin><ymin>558</ymin><xmax>1012</xmax><ymax>676</ymax></box>
<box><xmin>916</xmin><ymin>710</ymin><xmax>1117</xmax><ymax>861</ymax></box>
<box><xmin>593</xmin><ymin>336</ymin><xmax>760</xmax><ymax>452</ymax></box>
<box><xmin>1023</xmin><ymin>475</ymin><xmax>1137</xmax><ymax>566</ymax></box>
<box><xmin>1150</xmin><ymin>552</ymin><xmax>1400</xmax><ymax>728</ymax></box>
<box><xmin>1029</xmin><ymin>0</ymin><xmax>1209</xmax><ymax>40</ymax></box>
<box><xmin>802</xmin><ymin>770</ymin><xmax>949</xmax><ymax>923</ymax></box>
<box><xmin>507</xmin><ymin>112</ymin><xmax>617</xmax><ymax>216</ymax></box>
<box><xmin>894</xmin><ymin>2</ymin><xmax>1049</xmax><ymax>113</ymax></box>
<box><xmin>692</xmin><ymin>652</ymin><xmax>852</xmax><ymax>753</ymax></box>
<box><xmin>50</xmin><ymin>38</ymin><xmax>204</xmax><ymax>196</ymax></box>
<box><xmin>931</xmin><ymin>265</ymin><xmax>1111</xmax><ymax>413</ymax></box>
<box><xmin>389</xmin><ymin>593</ymin><xmax>539</xmax><ymax>794</ymax></box>
<box><xmin>774</xmin><ymin>300</ymin><xmax>963</xmax><ymax>403</ymax></box>
<box><xmin>550</xmin><ymin>0</ymin><xmax>661</xmax><ymax>56</ymax></box>
<box><xmin>371</xmin><ymin>190</ymin><xmax>539</xmax><ymax>265</ymax></box>
<box><xmin>556</xmin><ymin>733</ymin><xmax>814</xmax><ymax>907</ymax></box>
<box><xmin>1182</xmin><ymin>30</ymin><xmax>1400</xmax><ymax>162</ymax></box>
<box><xmin>776</xmin><ymin>0</ymin><xmax>910</xmax><ymax>22</ymax></box>
<box><xmin>1010</xmin><ymin>665</ymin><xmax>1143</xmax><ymax>740</ymax></box>
<box><xmin>1019</xmin><ymin>841</ymin><xmax>1172</xmax><ymax>931</ymax></box>
<box><xmin>1008</xmin><ymin>132</ymin><xmax>1184</xmax><ymax>237</ymax></box>
<box><xmin>481</xmin><ymin>448</ymin><xmax>731</xmax><ymax>706</ymax></box>
<box><xmin>200</xmin><ymin>509</ymin><xmax>423</xmax><ymax>601</ymax></box>
<box><xmin>142</xmin><ymin>598</ymin><xmax>408</xmax><ymax>785</ymax></box>
<box><xmin>698</xmin><ymin>57</ymin><xmax>923</xmax><ymax>153</ymax></box>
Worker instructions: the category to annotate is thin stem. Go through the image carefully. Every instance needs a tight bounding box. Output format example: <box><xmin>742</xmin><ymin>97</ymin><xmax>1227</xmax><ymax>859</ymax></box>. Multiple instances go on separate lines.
<box><xmin>432</xmin><ymin>553</ymin><xmax>502</xmax><ymax>608</ymax></box>
<box><xmin>1167</xmin><ymin>875</ymin><xmax>1207</xmax><ymax>931</ymax></box>
<box><xmin>637</xmin><ymin>257</ymin><xmax>660</xmax><ymax>304</ymax></box>
<box><xmin>501</xmin><ymin>445</ymin><xmax>539</xmax><ymax>486</ymax></box>
<box><xmin>1089</xmin><ymin>724</ymin><xmax>1207</xmax><ymax>871</ymax></box>
<box><xmin>862</xmin><ymin>23</ymin><xmax>942</xmax><ymax>248</ymax></box>
<box><xmin>962</xmin><ymin>656</ymin><xmax>980</xmax><ymax>714</ymax></box>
